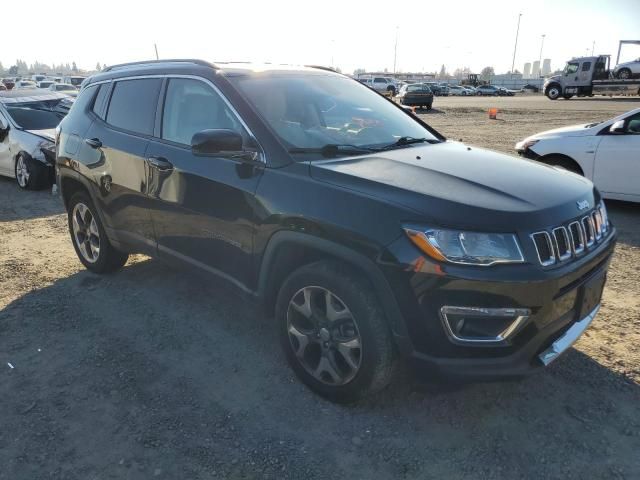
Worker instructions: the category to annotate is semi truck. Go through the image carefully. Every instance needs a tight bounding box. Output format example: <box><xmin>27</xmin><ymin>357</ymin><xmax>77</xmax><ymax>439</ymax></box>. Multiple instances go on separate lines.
<box><xmin>544</xmin><ymin>40</ymin><xmax>640</xmax><ymax>100</ymax></box>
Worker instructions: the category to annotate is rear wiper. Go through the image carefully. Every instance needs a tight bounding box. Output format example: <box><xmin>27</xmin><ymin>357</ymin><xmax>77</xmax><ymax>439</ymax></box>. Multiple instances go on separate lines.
<box><xmin>288</xmin><ymin>144</ymin><xmax>381</xmax><ymax>158</ymax></box>
<box><xmin>379</xmin><ymin>136</ymin><xmax>433</xmax><ymax>150</ymax></box>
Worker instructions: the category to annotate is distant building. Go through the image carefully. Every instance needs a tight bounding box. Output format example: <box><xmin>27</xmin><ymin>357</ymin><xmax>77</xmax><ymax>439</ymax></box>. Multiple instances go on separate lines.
<box><xmin>542</xmin><ymin>59</ymin><xmax>551</xmax><ymax>76</ymax></box>
<box><xmin>532</xmin><ymin>60</ymin><xmax>541</xmax><ymax>78</ymax></box>
<box><xmin>523</xmin><ymin>62</ymin><xmax>531</xmax><ymax>78</ymax></box>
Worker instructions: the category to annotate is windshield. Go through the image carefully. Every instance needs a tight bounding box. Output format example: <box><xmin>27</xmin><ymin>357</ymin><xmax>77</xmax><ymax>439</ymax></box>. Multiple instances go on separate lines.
<box><xmin>234</xmin><ymin>73</ymin><xmax>437</xmax><ymax>153</ymax></box>
<box><xmin>5</xmin><ymin>101</ymin><xmax>66</xmax><ymax>130</ymax></box>
<box><xmin>57</xmin><ymin>84</ymin><xmax>75</xmax><ymax>91</ymax></box>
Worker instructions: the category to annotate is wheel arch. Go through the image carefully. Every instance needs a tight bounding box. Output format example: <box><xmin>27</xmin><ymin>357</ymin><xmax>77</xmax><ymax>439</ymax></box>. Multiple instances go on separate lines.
<box><xmin>257</xmin><ymin>231</ymin><xmax>412</xmax><ymax>351</ymax></box>
<box><xmin>537</xmin><ymin>153</ymin><xmax>584</xmax><ymax>176</ymax></box>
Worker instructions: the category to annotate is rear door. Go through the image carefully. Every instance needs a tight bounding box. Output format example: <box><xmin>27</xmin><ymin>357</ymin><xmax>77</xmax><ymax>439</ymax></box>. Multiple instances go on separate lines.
<box><xmin>593</xmin><ymin>112</ymin><xmax>640</xmax><ymax>200</ymax></box>
<box><xmin>144</xmin><ymin>77</ymin><xmax>264</xmax><ymax>288</ymax></box>
<box><xmin>82</xmin><ymin>77</ymin><xmax>162</xmax><ymax>252</ymax></box>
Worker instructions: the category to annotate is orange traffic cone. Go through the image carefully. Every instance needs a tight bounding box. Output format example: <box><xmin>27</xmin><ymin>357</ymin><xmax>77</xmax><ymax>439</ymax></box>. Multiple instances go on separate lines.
<box><xmin>489</xmin><ymin>108</ymin><xmax>498</xmax><ymax>120</ymax></box>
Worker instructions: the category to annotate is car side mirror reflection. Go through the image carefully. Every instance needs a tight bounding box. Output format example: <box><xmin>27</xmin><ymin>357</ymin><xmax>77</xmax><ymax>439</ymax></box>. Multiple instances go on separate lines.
<box><xmin>609</xmin><ymin>120</ymin><xmax>626</xmax><ymax>134</ymax></box>
<box><xmin>0</xmin><ymin>122</ymin><xmax>9</xmax><ymax>141</ymax></box>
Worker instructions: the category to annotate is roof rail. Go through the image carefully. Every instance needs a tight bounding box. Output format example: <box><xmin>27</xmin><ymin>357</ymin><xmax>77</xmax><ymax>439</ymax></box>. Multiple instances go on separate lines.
<box><xmin>305</xmin><ymin>65</ymin><xmax>341</xmax><ymax>73</ymax></box>
<box><xmin>103</xmin><ymin>59</ymin><xmax>216</xmax><ymax>72</ymax></box>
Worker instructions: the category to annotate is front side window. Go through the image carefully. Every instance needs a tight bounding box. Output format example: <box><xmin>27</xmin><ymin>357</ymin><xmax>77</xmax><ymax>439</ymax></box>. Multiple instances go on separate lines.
<box><xmin>106</xmin><ymin>78</ymin><xmax>162</xmax><ymax>135</ymax></box>
<box><xmin>233</xmin><ymin>73</ymin><xmax>438</xmax><ymax>154</ymax></box>
<box><xmin>565</xmin><ymin>62</ymin><xmax>579</xmax><ymax>75</ymax></box>
<box><xmin>161</xmin><ymin>78</ymin><xmax>246</xmax><ymax>146</ymax></box>
<box><xmin>626</xmin><ymin>112</ymin><xmax>640</xmax><ymax>134</ymax></box>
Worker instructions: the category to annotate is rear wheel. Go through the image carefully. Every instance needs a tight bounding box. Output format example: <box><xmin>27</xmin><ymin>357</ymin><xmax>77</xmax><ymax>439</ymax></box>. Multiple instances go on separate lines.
<box><xmin>276</xmin><ymin>261</ymin><xmax>397</xmax><ymax>403</ymax></box>
<box><xmin>67</xmin><ymin>192</ymin><xmax>129</xmax><ymax>273</ymax></box>
<box><xmin>616</xmin><ymin>68</ymin><xmax>631</xmax><ymax>79</ymax></box>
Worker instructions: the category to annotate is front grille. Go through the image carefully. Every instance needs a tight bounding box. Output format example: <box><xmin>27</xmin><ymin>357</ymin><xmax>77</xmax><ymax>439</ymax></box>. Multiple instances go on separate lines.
<box><xmin>531</xmin><ymin>205</ymin><xmax>610</xmax><ymax>267</ymax></box>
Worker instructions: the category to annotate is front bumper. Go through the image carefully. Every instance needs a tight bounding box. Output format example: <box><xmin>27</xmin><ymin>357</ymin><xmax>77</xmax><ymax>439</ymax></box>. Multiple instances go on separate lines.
<box><xmin>381</xmin><ymin>227</ymin><xmax>616</xmax><ymax>379</ymax></box>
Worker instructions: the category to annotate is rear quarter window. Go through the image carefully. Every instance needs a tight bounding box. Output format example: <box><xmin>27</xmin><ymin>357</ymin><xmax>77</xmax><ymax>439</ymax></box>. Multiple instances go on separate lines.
<box><xmin>106</xmin><ymin>78</ymin><xmax>162</xmax><ymax>135</ymax></box>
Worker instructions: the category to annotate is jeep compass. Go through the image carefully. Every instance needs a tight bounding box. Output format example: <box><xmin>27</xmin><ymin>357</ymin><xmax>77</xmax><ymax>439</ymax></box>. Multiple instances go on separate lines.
<box><xmin>56</xmin><ymin>60</ymin><xmax>616</xmax><ymax>402</ymax></box>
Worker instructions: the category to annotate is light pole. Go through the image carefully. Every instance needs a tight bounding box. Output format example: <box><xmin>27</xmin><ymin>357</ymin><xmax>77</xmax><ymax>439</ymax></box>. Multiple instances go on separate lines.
<box><xmin>538</xmin><ymin>34</ymin><xmax>546</xmax><ymax>77</ymax></box>
<box><xmin>510</xmin><ymin>13</ymin><xmax>523</xmax><ymax>75</ymax></box>
<box><xmin>591</xmin><ymin>40</ymin><xmax>595</xmax><ymax>56</ymax></box>
<box><xmin>393</xmin><ymin>26</ymin><xmax>399</xmax><ymax>74</ymax></box>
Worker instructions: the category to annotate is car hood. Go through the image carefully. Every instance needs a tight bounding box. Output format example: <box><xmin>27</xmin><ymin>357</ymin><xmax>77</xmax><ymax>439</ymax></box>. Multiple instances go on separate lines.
<box><xmin>26</xmin><ymin>128</ymin><xmax>56</xmax><ymax>142</ymax></box>
<box><xmin>309</xmin><ymin>141</ymin><xmax>596</xmax><ymax>231</ymax></box>
<box><xmin>523</xmin><ymin>123</ymin><xmax>596</xmax><ymax>139</ymax></box>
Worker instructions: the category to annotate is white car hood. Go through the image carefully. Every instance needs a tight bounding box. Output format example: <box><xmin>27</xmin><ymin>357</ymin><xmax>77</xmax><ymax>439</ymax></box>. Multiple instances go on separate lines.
<box><xmin>528</xmin><ymin>123</ymin><xmax>595</xmax><ymax>139</ymax></box>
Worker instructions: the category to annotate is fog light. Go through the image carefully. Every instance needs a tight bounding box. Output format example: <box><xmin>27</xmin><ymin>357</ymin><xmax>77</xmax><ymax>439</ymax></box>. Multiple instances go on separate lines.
<box><xmin>439</xmin><ymin>306</ymin><xmax>531</xmax><ymax>345</ymax></box>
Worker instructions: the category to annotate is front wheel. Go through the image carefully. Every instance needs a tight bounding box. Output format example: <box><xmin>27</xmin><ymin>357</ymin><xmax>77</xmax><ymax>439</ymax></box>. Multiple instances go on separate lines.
<box><xmin>546</xmin><ymin>84</ymin><xmax>561</xmax><ymax>100</ymax></box>
<box><xmin>15</xmin><ymin>154</ymin><xmax>46</xmax><ymax>190</ymax></box>
<box><xmin>67</xmin><ymin>192</ymin><xmax>129</xmax><ymax>273</ymax></box>
<box><xmin>276</xmin><ymin>261</ymin><xmax>397</xmax><ymax>403</ymax></box>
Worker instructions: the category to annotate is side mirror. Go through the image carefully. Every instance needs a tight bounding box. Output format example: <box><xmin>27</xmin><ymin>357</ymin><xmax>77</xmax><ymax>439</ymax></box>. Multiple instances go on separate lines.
<box><xmin>609</xmin><ymin>120</ymin><xmax>626</xmax><ymax>134</ymax></box>
<box><xmin>0</xmin><ymin>121</ymin><xmax>9</xmax><ymax>142</ymax></box>
<box><xmin>191</xmin><ymin>129</ymin><xmax>243</xmax><ymax>156</ymax></box>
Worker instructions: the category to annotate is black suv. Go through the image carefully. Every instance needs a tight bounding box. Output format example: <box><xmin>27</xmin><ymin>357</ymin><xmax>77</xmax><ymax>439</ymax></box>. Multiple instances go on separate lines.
<box><xmin>56</xmin><ymin>60</ymin><xmax>616</xmax><ymax>402</ymax></box>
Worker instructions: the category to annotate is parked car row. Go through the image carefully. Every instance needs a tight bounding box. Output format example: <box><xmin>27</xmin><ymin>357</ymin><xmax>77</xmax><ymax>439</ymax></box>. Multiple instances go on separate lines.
<box><xmin>1</xmin><ymin>75</ymin><xmax>85</xmax><ymax>91</ymax></box>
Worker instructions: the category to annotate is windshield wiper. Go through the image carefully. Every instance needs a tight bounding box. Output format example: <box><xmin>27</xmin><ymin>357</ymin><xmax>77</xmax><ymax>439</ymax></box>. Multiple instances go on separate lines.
<box><xmin>288</xmin><ymin>144</ymin><xmax>381</xmax><ymax>158</ymax></box>
<box><xmin>379</xmin><ymin>136</ymin><xmax>433</xmax><ymax>151</ymax></box>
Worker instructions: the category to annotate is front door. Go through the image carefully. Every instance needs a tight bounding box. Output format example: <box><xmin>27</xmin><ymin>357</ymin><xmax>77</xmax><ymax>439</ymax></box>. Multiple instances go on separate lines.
<box><xmin>593</xmin><ymin>112</ymin><xmax>640</xmax><ymax>200</ymax></box>
<box><xmin>145</xmin><ymin>77</ymin><xmax>264</xmax><ymax>289</ymax></box>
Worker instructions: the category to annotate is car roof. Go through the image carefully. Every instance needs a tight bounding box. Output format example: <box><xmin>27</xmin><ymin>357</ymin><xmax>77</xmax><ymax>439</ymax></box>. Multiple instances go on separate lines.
<box><xmin>0</xmin><ymin>90</ymin><xmax>69</xmax><ymax>104</ymax></box>
<box><xmin>85</xmin><ymin>59</ymin><xmax>344</xmax><ymax>85</ymax></box>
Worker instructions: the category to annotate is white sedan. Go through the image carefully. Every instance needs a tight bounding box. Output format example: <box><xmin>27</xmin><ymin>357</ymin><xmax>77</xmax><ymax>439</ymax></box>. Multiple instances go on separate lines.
<box><xmin>515</xmin><ymin>108</ymin><xmax>640</xmax><ymax>202</ymax></box>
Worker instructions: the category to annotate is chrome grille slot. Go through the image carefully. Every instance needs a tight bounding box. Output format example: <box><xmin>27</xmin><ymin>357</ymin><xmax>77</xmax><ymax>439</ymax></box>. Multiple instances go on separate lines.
<box><xmin>582</xmin><ymin>216</ymin><xmax>595</xmax><ymax>247</ymax></box>
<box><xmin>599</xmin><ymin>204</ymin><xmax>609</xmax><ymax>234</ymax></box>
<box><xmin>552</xmin><ymin>226</ymin><xmax>571</xmax><ymax>261</ymax></box>
<box><xmin>531</xmin><ymin>231</ymin><xmax>556</xmax><ymax>266</ymax></box>
<box><xmin>592</xmin><ymin>210</ymin><xmax>603</xmax><ymax>240</ymax></box>
<box><xmin>568</xmin><ymin>221</ymin><xmax>585</xmax><ymax>255</ymax></box>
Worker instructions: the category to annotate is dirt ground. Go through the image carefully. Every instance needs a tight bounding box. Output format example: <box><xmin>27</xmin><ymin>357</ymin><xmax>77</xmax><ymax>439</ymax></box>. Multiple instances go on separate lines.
<box><xmin>1</xmin><ymin>95</ymin><xmax>639</xmax><ymax>479</ymax></box>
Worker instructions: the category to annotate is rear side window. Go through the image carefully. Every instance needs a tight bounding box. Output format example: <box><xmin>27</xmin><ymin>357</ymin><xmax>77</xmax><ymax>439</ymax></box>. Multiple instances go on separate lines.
<box><xmin>106</xmin><ymin>78</ymin><xmax>162</xmax><ymax>135</ymax></box>
<box><xmin>582</xmin><ymin>62</ymin><xmax>591</xmax><ymax>72</ymax></box>
<box><xmin>70</xmin><ymin>84</ymin><xmax>98</xmax><ymax>114</ymax></box>
<box><xmin>92</xmin><ymin>84</ymin><xmax>110</xmax><ymax>119</ymax></box>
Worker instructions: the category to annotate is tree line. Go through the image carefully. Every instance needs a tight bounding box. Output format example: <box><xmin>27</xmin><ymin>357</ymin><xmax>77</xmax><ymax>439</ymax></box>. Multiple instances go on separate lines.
<box><xmin>0</xmin><ymin>60</ymin><xmax>105</xmax><ymax>76</ymax></box>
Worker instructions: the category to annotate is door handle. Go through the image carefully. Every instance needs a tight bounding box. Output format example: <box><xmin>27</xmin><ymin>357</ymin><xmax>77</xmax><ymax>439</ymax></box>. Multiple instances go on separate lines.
<box><xmin>85</xmin><ymin>138</ymin><xmax>102</xmax><ymax>149</ymax></box>
<box><xmin>146</xmin><ymin>156</ymin><xmax>173</xmax><ymax>171</ymax></box>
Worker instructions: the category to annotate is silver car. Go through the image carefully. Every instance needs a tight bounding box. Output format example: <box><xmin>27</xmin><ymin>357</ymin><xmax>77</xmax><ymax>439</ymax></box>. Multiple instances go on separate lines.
<box><xmin>0</xmin><ymin>90</ymin><xmax>72</xmax><ymax>189</ymax></box>
<box><xmin>614</xmin><ymin>57</ymin><xmax>640</xmax><ymax>79</ymax></box>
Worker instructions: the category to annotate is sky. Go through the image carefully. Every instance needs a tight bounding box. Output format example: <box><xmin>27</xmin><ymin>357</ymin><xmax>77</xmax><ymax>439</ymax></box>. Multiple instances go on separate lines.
<box><xmin>2</xmin><ymin>0</ymin><xmax>639</xmax><ymax>75</ymax></box>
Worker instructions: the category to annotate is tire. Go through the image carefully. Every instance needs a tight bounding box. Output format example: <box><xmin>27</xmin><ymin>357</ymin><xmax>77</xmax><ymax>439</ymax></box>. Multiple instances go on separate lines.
<box><xmin>542</xmin><ymin>155</ymin><xmax>583</xmax><ymax>175</ymax></box>
<box><xmin>545</xmin><ymin>84</ymin><xmax>561</xmax><ymax>100</ymax></box>
<box><xmin>276</xmin><ymin>260</ymin><xmax>397</xmax><ymax>403</ymax></box>
<box><xmin>427</xmin><ymin>103</ymin><xmax>432</xmax><ymax>110</ymax></box>
<box><xmin>616</xmin><ymin>68</ymin><xmax>631</xmax><ymax>80</ymax></box>
<box><xmin>15</xmin><ymin>154</ymin><xmax>47</xmax><ymax>190</ymax></box>
<box><xmin>67</xmin><ymin>191</ymin><xmax>129</xmax><ymax>273</ymax></box>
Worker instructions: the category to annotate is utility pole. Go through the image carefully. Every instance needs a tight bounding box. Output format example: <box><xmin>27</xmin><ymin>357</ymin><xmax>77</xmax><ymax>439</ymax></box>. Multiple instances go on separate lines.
<box><xmin>511</xmin><ymin>13</ymin><xmax>523</xmax><ymax>74</ymax></box>
<box><xmin>154</xmin><ymin>44</ymin><xmax>159</xmax><ymax>60</ymax></box>
<box><xmin>538</xmin><ymin>34</ymin><xmax>546</xmax><ymax>77</ymax></box>
<box><xmin>393</xmin><ymin>26</ymin><xmax>399</xmax><ymax>74</ymax></box>
<box><xmin>591</xmin><ymin>40</ymin><xmax>595</xmax><ymax>56</ymax></box>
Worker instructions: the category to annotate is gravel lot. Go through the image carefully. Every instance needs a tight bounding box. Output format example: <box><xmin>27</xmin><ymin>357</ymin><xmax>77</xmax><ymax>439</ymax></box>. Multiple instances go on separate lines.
<box><xmin>1</xmin><ymin>95</ymin><xmax>639</xmax><ymax>479</ymax></box>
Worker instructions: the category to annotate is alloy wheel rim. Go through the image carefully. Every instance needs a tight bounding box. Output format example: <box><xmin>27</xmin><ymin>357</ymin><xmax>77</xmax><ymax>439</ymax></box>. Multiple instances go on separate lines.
<box><xmin>16</xmin><ymin>157</ymin><xmax>29</xmax><ymax>187</ymax></box>
<box><xmin>549</xmin><ymin>87</ymin><xmax>559</xmax><ymax>98</ymax></box>
<box><xmin>71</xmin><ymin>203</ymin><xmax>101</xmax><ymax>263</ymax></box>
<box><xmin>286</xmin><ymin>286</ymin><xmax>362</xmax><ymax>386</ymax></box>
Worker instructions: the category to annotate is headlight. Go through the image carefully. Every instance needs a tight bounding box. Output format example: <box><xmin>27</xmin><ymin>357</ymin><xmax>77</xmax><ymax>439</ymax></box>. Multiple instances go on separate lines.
<box><xmin>403</xmin><ymin>226</ymin><xmax>525</xmax><ymax>266</ymax></box>
<box><xmin>515</xmin><ymin>138</ymin><xmax>538</xmax><ymax>151</ymax></box>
